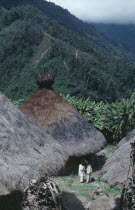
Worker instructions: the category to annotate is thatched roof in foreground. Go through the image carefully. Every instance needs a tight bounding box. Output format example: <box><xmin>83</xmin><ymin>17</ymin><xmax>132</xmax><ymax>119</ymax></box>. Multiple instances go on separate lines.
<box><xmin>20</xmin><ymin>85</ymin><xmax>106</xmax><ymax>157</ymax></box>
<box><xmin>0</xmin><ymin>92</ymin><xmax>67</xmax><ymax>195</ymax></box>
<box><xmin>101</xmin><ymin>130</ymin><xmax>135</xmax><ymax>186</ymax></box>
<box><xmin>118</xmin><ymin>129</ymin><xmax>135</xmax><ymax>147</ymax></box>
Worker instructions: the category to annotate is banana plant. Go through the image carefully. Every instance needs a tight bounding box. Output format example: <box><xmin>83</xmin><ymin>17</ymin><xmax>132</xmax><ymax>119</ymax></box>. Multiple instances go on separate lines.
<box><xmin>62</xmin><ymin>93</ymin><xmax>135</xmax><ymax>144</ymax></box>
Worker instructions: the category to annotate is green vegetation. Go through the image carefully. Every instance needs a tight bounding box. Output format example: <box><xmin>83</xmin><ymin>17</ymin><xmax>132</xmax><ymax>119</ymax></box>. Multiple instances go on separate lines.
<box><xmin>1</xmin><ymin>0</ymin><xmax>135</xmax><ymax>60</ymax></box>
<box><xmin>52</xmin><ymin>175</ymin><xmax>123</xmax><ymax>197</ymax></box>
<box><xmin>0</xmin><ymin>2</ymin><xmax>135</xmax><ymax>102</ymax></box>
<box><xmin>62</xmin><ymin>94</ymin><xmax>135</xmax><ymax>143</ymax></box>
<box><xmin>13</xmin><ymin>93</ymin><xmax>135</xmax><ymax>144</ymax></box>
<box><xmin>103</xmin><ymin>145</ymin><xmax>116</xmax><ymax>153</ymax></box>
<box><xmin>0</xmin><ymin>1</ymin><xmax>134</xmax><ymax>144</ymax></box>
<box><xmin>94</xmin><ymin>23</ymin><xmax>135</xmax><ymax>52</ymax></box>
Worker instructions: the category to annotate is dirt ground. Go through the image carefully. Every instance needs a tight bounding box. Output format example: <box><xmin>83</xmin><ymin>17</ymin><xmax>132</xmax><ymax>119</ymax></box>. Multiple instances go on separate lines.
<box><xmin>51</xmin><ymin>175</ymin><xmax>122</xmax><ymax>210</ymax></box>
<box><xmin>51</xmin><ymin>146</ymin><xmax>122</xmax><ymax>210</ymax></box>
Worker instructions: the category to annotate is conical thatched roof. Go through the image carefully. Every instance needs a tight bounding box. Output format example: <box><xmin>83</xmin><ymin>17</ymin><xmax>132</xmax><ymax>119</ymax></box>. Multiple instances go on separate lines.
<box><xmin>20</xmin><ymin>77</ymin><xmax>106</xmax><ymax>157</ymax></box>
<box><xmin>101</xmin><ymin>130</ymin><xmax>135</xmax><ymax>186</ymax></box>
<box><xmin>0</xmin><ymin>92</ymin><xmax>67</xmax><ymax>196</ymax></box>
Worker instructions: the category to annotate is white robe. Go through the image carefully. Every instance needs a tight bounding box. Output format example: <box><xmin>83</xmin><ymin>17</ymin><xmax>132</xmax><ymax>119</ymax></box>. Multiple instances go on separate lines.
<box><xmin>86</xmin><ymin>164</ymin><xmax>92</xmax><ymax>175</ymax></box>
<box><xmin>86</xmin><ymin>164</ymin><xmax>92</xmax><ymax>183</ymax></box>
<box><xmin>78</xmin><ymin>164</ymin><xmax>86</xmax><ymax>177</ymax></box>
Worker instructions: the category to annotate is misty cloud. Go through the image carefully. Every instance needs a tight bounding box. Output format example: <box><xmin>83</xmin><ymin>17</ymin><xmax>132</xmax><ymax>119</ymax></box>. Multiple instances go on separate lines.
<box><xmin>47</xmin><ymin>0</ymin><xmax>135</xmax><ymax>24</ymax></box>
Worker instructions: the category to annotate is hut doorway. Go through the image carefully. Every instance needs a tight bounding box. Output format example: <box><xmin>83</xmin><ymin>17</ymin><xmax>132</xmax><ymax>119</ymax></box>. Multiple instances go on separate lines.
<box><xmin>59</xmin><ymin>153</ymin><xmax>106</xmax><ymax>176</ymax></box>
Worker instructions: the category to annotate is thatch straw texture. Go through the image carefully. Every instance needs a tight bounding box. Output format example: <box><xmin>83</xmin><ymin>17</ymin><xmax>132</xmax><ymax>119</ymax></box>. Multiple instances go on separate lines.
<box><xmin>20</xmin><ymin>88</ymin><xmax>106</xmax><ymax>157</ymax></box>
<box><xmin>101</xmin><ymin>130</ymin><xmax>135</xmax><ymax>186</ymax></box>
<box><xmin>118</xmin><ymin>129</ymin><xmax>135</xmax><ymax>147</ymax></box>
<box><xmin>0</xmin><ymin>92</ymin><xmax>68</xmax><ymax>195</ymax></box>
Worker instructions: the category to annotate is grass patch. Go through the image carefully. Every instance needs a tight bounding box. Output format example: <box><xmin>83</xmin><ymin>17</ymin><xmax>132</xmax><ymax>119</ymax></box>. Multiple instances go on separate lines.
<box><xmin>74</xmin><ymin>191</ymin><xmax>89</xmax><ymax>197</ymax></box>
<box><xmin>103</xmin><ymin>145</ymin><xmax>116</xmax><ymax>153</ymax></box>
<box><xmin>51</xmin><ymin>175</ymin><xmax>123</xmax><ymax>197</ymax></box>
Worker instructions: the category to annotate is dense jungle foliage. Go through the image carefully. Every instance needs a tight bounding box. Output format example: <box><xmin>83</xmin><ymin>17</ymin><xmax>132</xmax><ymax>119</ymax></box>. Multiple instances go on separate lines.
<box><xmin>0</xmin><ymin>0</ymin><xmax>135</xmax><ymax>103</ymax></box>
<box><xmin>1</xmin><ymin>0</ymin><xmax>134</xmax><ymax>143</ymax></box>
<box><xmin>94</xmin><ymin>23</ymin><xmax>135</xmax><ymax>52</ymax></box>
<box><xmin>1</xmin><ymin>0</ymin><xmax>135</xmax><ymax>60</ymax></box>
<box><xmin>0</xmin><ymin>0</ymin><xmax>135</xmax><ymax>102</ymax></box>
<box><xmin>62</xmin><ymin>94</ymin><xmax>135</xmax><ymax>143</ymax></box>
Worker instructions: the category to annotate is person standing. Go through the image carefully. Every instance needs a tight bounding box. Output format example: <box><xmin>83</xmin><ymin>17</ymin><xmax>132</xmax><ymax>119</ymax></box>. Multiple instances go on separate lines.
<box><xmin>86</xmin><ymin>161</ymin><xmax>92</xmax><ymax>183</ymax></box>
<box><xmin>78</xmin><ymin>159</ymin><xmax>87</xmax><ymax>183</ymax></box>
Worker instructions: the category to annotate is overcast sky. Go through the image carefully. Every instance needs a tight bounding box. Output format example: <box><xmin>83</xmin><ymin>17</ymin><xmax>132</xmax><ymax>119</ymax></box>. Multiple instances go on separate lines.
<box><xmin>47</xmin><ymin>0</ymin><xmax>135</xmax><ymax>24</ymax></box>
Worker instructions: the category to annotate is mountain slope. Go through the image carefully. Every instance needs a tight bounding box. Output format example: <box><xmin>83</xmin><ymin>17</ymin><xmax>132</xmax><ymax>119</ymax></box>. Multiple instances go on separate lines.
<box><xmin>0</xmin><ymin>0</ymin><xmax>135</xmax><ymax>61</ymax></box>
<box><xmin>93</xmin><ymin>23</ymin><xmax>135</xmax><ymax>52</ymax></box>
<box><xmin>0</xmin><ymin>3</ymin><xmax>134</xmax><ymax>102</ymax></box>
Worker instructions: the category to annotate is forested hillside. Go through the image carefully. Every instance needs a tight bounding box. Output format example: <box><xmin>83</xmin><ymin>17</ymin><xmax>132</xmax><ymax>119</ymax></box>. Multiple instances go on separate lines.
<box><xmin>1</xmin><ymin>0</ymin><xmax>135</xmax><ymax>60</ymax></box>
<box><xmin>93</xmin><ymin>23</ymin><xmax>135</xmax><ymax>51</ymax></box>
<box><xmin>0</xmin><ymin>0</ymin><xmax>135</xmax><ymax>102</ymax></box>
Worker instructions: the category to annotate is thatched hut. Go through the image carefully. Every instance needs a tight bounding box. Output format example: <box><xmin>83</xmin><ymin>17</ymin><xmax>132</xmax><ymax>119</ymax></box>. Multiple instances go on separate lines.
<box><xmin>118</xmin><ymin>129</ymin><xmax>135</xmax><ymax>147</ymax></box>
<box><xmin>0</xmin><ymin>92</ymin><xmax>67</xmax><ymax>209</ymax></box>
<box><xmin>101</xmin><ymin>130</ymin><xmax>135</xmax><ymax>186</ymax></box>
<box><xmin>20</xmin><ymin>75</ymin><xmax>106</xmax><ymax>173</ymax></box>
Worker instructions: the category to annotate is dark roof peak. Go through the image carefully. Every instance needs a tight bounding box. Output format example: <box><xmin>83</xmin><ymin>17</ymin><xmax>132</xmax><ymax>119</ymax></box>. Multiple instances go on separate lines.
<box><xmin>37</xmin><ymin>74</ymin><xmax>54</xmax><ymax>88</ymax></box>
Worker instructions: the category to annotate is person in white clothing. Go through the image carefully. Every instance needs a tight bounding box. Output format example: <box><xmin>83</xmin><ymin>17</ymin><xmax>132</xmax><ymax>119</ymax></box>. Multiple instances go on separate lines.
<box><xmin>86</xmin><ymin>161</ymin><xmax>92</xmax><ymax>183</ymax></box>
<box><xmin>78</xmin><ymin>159</ymin><xmax>87</xmax><ymax>183</ymax></box>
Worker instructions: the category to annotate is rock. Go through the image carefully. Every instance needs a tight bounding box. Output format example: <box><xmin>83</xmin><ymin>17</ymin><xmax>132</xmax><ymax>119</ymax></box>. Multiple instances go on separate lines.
<box><xmin>85</xmin><ymin>201</ymin><xmax>91</xmax><ymax>210</ymax></box>
<box><xmin>94</xmin><ymin>188</ymin><xmax>103</xmax><ymax>195</ymax></box>
<box><xmin>62</xmin><ymin>192</ymin><xmax>85</xmax><ymax>210</ymax></box>
<box><xmin>89</xmin><ymin>195</ymin><xmax>121</xmax><ymax>210</ymax></box>
<box><xmin>91</xmin><ymin>177</ymin><xmax>98</xmax><ymax>182</ymax></box>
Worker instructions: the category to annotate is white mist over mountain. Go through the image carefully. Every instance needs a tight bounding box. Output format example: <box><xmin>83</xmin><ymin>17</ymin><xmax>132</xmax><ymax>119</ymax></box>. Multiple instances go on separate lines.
<box><xmin>47</xmin><ymin>0</ymin><xmax>135</xmax><ymax>24</ymax></box>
